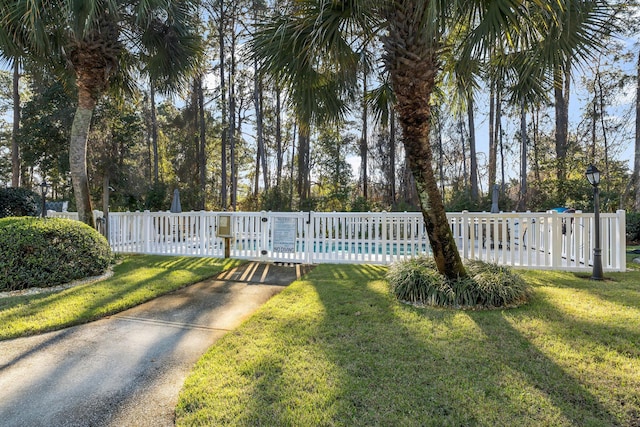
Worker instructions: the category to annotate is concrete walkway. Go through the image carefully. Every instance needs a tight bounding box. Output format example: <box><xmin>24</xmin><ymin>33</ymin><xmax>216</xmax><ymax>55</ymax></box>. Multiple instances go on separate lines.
<box><xmin>0</xmin><ymin>262</ymin><xmax>312</xmax><ymax>427</ymax></box>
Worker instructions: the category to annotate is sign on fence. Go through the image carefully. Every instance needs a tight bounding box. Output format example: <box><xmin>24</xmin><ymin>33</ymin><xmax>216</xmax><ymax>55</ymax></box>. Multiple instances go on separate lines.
<box><xmin>272</xmin><ymin>217</ymin><xmax>297</xmax><ymax>253</ymax></box>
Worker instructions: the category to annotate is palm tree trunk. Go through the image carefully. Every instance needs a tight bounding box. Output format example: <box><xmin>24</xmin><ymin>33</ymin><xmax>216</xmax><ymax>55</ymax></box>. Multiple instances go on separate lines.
<box><xmin>11</xmin><ymin>61</ymin><xmax>20</xmax><ymax>188</ymax></box>
<box><xmin>399</xmin><ymin>104</ymin><xmax>466</xmax><ymax>278</ymax></box>
<box><xmin>70</xmin><ymin>105</ymin><xmax>94</xmax><ymax>227</ymax></box>
<box><xmin>384</xmin><ymin>3</ymin><xmax>466</xmax><ymax>280</ymax></box>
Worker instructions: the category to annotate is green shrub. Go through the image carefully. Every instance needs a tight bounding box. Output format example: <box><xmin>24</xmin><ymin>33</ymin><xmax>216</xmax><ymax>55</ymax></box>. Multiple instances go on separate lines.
<box><xmin>387</xmin><ymin>256</ymin><xmax>530</xmax><ymax>309</ymax></box>
<box><xmin>0</xmin><ymin>187</ymin><xmax>41</xmax><ymax>218</ymax></box>
<box><xmin>626</xmin><ymin>212</ymin><xmax>640</xmax><ymax>244</ymax></box>
<box><xmin>0</xmin><ymin>217</ymin><xmax>113</xmax><ymax>292</ymax></box>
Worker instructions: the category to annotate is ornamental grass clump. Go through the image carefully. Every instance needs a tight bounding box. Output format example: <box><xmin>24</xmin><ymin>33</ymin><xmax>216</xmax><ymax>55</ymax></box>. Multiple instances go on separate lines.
<box><xmin>387</xmin><ymin>256</ymin><xmax>530</xmax><ymax>309</ymax></box>
<box><xmin>0</xmin><ymin>217</ymin><xmax>113</xmax><ymax>292</ymax></box>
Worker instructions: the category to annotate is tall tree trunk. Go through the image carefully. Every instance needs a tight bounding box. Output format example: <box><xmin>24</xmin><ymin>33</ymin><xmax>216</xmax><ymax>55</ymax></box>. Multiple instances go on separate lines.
<box><xmin>634</xmin><ymin>51</ymin><xmax>640</xmax><ymax>211</ymax></box>
<box><xmin>219</xmin><ymin>0</ymin><xmax>228</xmax><ymax>209</ymax></box>
<box><xmin>517</xmin><ymin>99</ymin><xmax>527</xmax><ymax>212</ymax></box>
<box><xmin>499</xmin><ymin>110</ymin><xmax>505</xmax><ymax>196</ymax></box>
<box><xmin>70</xmin><ymin>104</ymin><xmax>95</xmax><ymax>227</ymax></box>
<box><xmin>389</xmin><ymin>112</ymin><xmax>396</xmax><ymax>205</ymax></box>
<box><xmin>495</xmin><ymin>82</ymin><xmax>504</xmax><ymax>195</ymax></box>
<box><xmin>436</xmin><ymin>113</ymin><xmax>445</xmax><ymax>200</ymax></box>
<box><xmin>596</xmin><ymin>68</ymin><xmax>610</xmax><ymax>199</ymax></box>
<box><xmin>384</xmin><ymin>4</ymin><xmax>466</xmax><ymax>279</ymax></box>
<box><xmin>229</xmin><ymin>14</ymin><xmax>237</xmax><ymax>210</ymax></box>
<box><xmin>360</xmin><ymin>73</ymin><xmax>368</xmax><ymax>199</ymax></box>
<box><xmin>554</xmin><ymin>62</ymin><xmax>571</xmax><ymax>198</ymax></box>
<box><xmin>532</xmin><ymin>107</ymin><xmax>541</xmax><ymax>182</ymax></box>
<box><xmin>198</xmin><ymin>75</ymin><xmax>206</xmax><ymax>210</ymax></box>
<box><xmin>467</xmin><ymin>93</ymin><xmax>478</xmax><ymax>202</ymax></box>
<box><xmin>297</xmin><ymin>126</ymin><xmax>310</xmax><ymax>203</ymax></box>
<box><xmin>102</xmin><ymin>174</ymin><xmax>110</xmax><ymax>239</ymax></box>
<box><xmin>488</xmin><ymin>80</ymin><xmax>497</xmax><ymax>190</ymax></box>
<box><xmin>591</xmin><ymin>91</ymin><xmax>597</xmax><ymax>162</ymax></box>
<box><xmin>458</xmin><ymin>117</ymin><xmax>467</xmax><ymax>195</ymax></box>
<box><xmin>290</xmin><ymin>120</ymin><xmax>297</xmax><ymax>209</ymax></box>
<box><xmin>254</xmin><ymin>60</ymin><xmax>267</xmax><ymax>195</ymax></box>
<box><xmin>11</xmin><ymin>61</ymin><xmax>20</xmax><ymax>188</ymax></box>
<box><xmin>150</xmin><ymin>79</ymin><xmax>159</xmax><ymax>184</ymax></box>
<box><xmin>275</xmin><ymin>84</ymin><xmax>283</xmax><ymax>187</ymax></box>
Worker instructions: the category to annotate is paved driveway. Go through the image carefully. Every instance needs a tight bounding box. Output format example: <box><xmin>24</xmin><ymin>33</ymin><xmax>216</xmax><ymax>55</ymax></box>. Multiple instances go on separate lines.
<box><xmin>0</xmin><ymin>262</ymin><xmax>311</xmax><ymax>427</ymax></box>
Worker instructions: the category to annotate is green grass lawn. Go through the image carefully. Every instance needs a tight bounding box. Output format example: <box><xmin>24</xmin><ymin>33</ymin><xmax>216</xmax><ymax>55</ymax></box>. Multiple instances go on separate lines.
<box><xmin>176</xmin><ymin>265</ymin><xmax>640</xmax><ymax>426</ymax></box>
<box><xmin>627</xmin><ymin>245</ymin><xmax>640</xmax><ymax>270</ymax></box>
<box><xmin>0</xmin><ymin>255</ymin><xmax>242</xmax><ymax>341</ymax></box>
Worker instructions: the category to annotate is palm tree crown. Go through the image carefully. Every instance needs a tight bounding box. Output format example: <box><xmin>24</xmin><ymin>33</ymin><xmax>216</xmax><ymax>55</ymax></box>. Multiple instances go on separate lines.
<box><xmin>0</xmin><ymin>0</ymin><xmax>203</xmax><ymax>225</ymax></box>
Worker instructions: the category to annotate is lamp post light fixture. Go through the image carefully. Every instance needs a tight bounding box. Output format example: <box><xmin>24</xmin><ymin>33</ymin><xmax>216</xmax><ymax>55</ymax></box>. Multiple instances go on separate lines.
<box><xmin>585</xmin><ymin>165</ymin><xmax>604</xmax><ymax>280</ymax></box>
<box><xmin>40</xmin><ymin>181</ymin><xmax>50</xmax><ymax>218</ymax></box>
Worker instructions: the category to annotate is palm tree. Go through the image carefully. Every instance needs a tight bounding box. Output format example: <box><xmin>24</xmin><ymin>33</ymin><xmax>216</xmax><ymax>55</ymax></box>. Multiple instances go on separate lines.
<box><xmin>253</xmin><ymin>0</ymin><xmax>611</xmax><ymax>279</ymax></box>
<box><xmin>0</xmin><ymin>1</ymin><xmax>201</xmax><ymax>226</ymax></box>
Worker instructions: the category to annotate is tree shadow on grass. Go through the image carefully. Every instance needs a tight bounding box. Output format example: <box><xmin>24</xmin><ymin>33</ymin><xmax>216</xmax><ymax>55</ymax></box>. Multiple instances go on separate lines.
<box><xmin>468</xmin><ymin>308</ymin><xmax>624</xmax><ymax>426</ymax></box>
<box><xmin>227</xmin><ymin>264</ymin><xmax>623</xmax><ymax>426</ymax></box>
<box><xmin>0</xmin><ymin>262</ymin><xmax>245</xmax><ymax>426</ymax></box>
<box><xmin>0</xmin><ymin>256</ymin><xmax>241</xmax><ymax>340</ymax></box>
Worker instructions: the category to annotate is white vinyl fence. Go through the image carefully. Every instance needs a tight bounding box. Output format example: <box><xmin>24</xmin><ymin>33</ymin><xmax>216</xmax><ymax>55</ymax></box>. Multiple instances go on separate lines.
<box><xmin>49</xmin><ymin>209</ymin><xmax>627</xmax><ymax>271</ymax></box>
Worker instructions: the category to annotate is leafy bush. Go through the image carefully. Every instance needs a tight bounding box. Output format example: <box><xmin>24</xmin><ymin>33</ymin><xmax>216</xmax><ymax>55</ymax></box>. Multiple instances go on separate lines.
<box><xmin>260</xmin><ymin>186</ymin><xmax>291</xmax><ymax>212</ymax></box>
<box><xmin>387</xmin><ymin>256</ymin><xmax>530</xmax><ymax>309</ymax></box>
<box><xmin>0</xmin><ymin>187</ymin><xmax>41</xmax><ymax>218</ymax></box>
<box><xmin>626</xmin><ymin>212</ymin><xmax>640</xmax><ymax>244</ymax></box>
<box><xmin>0</xmin><ymin>217</ymin><xmax>113</xmax><ymax>292</ymax></box>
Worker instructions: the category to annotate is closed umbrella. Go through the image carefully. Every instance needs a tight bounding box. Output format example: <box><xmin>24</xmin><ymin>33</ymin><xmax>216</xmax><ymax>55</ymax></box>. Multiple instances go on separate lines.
<box><xmin>491</xmin><ymin>185</ymin><xmax>499</xmax><ymax>213</ymax></box>
<box><xmin>170</xmin><ymin>189</ymin><xmax>182</xmax><ymax>213</ymax></box>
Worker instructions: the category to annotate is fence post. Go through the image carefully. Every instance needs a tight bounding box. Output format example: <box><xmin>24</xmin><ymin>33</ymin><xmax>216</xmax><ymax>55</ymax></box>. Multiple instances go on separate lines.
<box><xmin>382</xmin><ymin>211</ymin><xmax>389</xmax><ymax>263</ymax></box>
<box><xmin>305</xmin><ymin>211</ymin><xmax>313</xmax><ymax>264</ymax></box>
<box><xmin>617</xmin><ymin>210</ymin><xmax>626</xmax><ymax>271</ymax></box>
<box><xmin>550</xmin><ymin>210</ymin><xmax>562</xmax><ymax>268</ymax></box>
<box><xmin>199</xmin><ymin>211</ymin><xmax>206</xmax><ymax>256</ymax></box>
<box><xmin>143</xmin><ymin>210</ymin><xmax>151</xmax><ymax>254</ymax></box>
<box><xmin>461</xmin><ymin>211</ymin><xmax>469</xmax><ymax>260</ymax></box>
<box><xmin>261</xmin><ymin>210</ymin><xmax>269</xmax><ymax>260</ymax></box>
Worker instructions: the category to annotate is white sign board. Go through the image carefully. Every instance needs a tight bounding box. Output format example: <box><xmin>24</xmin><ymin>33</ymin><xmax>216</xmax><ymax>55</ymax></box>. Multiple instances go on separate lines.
<box><xmin>272</xmin><ymin>217</ymin><xmax>297</xmax><ymax>253</ymax></box>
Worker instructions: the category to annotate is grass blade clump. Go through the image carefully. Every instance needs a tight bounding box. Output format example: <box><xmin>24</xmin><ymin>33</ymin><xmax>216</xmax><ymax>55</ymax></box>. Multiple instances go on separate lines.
<box><xmin>387</xmin><ymin>256</ymin><xmax>530</xmax><ymax>309</ymax></box>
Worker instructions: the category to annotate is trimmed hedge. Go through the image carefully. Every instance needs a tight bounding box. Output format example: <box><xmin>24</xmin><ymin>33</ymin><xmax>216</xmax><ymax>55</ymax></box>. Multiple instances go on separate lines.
<box><xmin>0</xmin><ymin>188</ymin><xmax>41</xmax><ymax>218</ymax></box>
<box><xmin>387</xmin><ymin>256</ymin><xmax>531</xmax><ymax>309</ymax></box>
<box><xmin>0</xmin><ymin>217</ymin><xmax>113</xmax><ymax>292</ymax></box>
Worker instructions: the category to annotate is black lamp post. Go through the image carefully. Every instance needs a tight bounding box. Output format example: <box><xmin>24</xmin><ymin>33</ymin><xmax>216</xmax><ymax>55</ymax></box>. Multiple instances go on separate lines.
<box><xmin>585</xmin><ymin>165</ymin><xmax>603</xmax><ymax>280</ymax></box>
<box><xmin>40</xmin><ymin>181</ymin><xmax>49</xmax><ymax>218</ymax></box>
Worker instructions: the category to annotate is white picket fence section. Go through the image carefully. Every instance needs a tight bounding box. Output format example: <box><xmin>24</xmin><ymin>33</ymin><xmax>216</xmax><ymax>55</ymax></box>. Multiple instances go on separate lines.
<box><xmin>48</xmin><ymin>209</ymin><xmax>627</xmax><ymax>271</ymax></box>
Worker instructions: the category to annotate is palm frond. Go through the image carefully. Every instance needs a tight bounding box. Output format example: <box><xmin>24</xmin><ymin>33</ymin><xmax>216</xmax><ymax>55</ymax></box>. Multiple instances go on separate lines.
<box><xmin>251</xmin><ymin>0</ymin><xmax>378</xmax><ymax>128</ymax></box>
<box><xmin>366</xmin><ymin>75</ymin><xmax>395</xmax><ymax>128</ymax></box>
